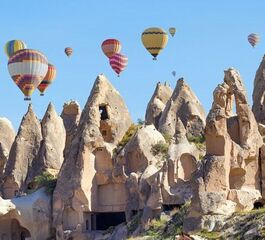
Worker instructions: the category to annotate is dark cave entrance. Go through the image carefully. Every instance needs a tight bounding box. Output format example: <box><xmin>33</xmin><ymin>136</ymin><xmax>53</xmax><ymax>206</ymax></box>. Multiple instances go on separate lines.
<box><xmin>163</xmin><ymin>204</ymin><xmax>183</xmax><ymax>212</ymax></box>
<box><xmin>99</xmin><ymin>105</ymin><xmax>109</xmax><ymax>121</ymax></box>
<box><xmin>92</xmin><ymin>212</ymin><xmax>126</xmax><ymax>230</ymax></box>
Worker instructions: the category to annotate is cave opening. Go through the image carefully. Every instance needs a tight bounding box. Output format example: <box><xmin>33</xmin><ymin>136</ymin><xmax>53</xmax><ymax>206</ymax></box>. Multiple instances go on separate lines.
<box><xmin>99</xmin><ymin>105</ymin><xmax>109</xmax><ymax>121</ymax></box>
<box><xmin>93</xmin><ymin>212</ymin><xmax>126</xmax><ymax>230</ymax></box>
<box><xmin>163</xmin><ymin>204</ymin><xmax>182</xmax><ymax>212</ymax></box>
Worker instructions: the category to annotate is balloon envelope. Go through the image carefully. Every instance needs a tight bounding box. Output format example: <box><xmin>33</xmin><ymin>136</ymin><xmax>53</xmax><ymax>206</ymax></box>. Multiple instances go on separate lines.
<box><xmin>38</xmin><ymin>64</ymin><xmax>57</xmax><ymax>96</ymax></box>
<box><xmin>8</xmin><ymin>49</ymin><xmax>48</xmax><ymax>100</ymax></box>
<box><xmin>141</xmin><ymin>27</ymin><xmax>168</xmax><ymax>60</ymax></box>
<box><xmin>101</xmin><ymin>39</ymin><xmax>121</xmax><ymax>58</ymax></box>
<box><xmin>4</xmin><ymin>40</ymin><xmax>27</xmax><ymax>58</ymax></box>
<box><xmin>248</xmin><ymin>33</ymin><xmax>260</xmax><ymax>47</ymax></box>
<box><xmin>169</xmin><ymin>27</ymin><xmax>176</xmax><ymax>37</ymax></box>
<box><xmin>65</xmin><ymin>47</ymin><xmax>73</xmax><ymax>57</ymax></box>
<box><xmin>109</xmin><ymin>53</ymin><xmax>128</xmax><ymax>76</ymax></box>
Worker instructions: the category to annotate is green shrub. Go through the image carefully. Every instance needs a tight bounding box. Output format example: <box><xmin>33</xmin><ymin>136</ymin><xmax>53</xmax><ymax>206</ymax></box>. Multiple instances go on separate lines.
<box><xmin>162</xmin><ymin>133</ymin><xmax>172</xmax><ymax>144</ymax></box>
<box><xmin>151</xmin><ymin>141</ymin><xmax>169</xmax><ymax>156</ymax></box>
<box><xmin>197</xmin><ymin>230</ymin><xmax>222</xmax><ymax>239</ymax></box>
<box><xmin>118</xmin><ymin>124</ymin><xmax>139</xmax><ymax>148</ymax></box>
<box><xmin>137</xmin><ymin>118</ymin><xmax>145</xmax><ymax>125</ymax></box>
<box><xmin>34</xmin><ymin>172</ymin><xmax>57</xmax><ymax>194</ymax></box>
<box><xmin>187</xmin><ymin>135</ymin><xmax>205</xmax><ymax>150</ymax></box>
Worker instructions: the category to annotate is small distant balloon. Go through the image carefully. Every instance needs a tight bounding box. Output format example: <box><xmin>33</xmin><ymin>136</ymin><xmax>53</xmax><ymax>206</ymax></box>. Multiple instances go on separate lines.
<box><xmin>38</xmin><ymin>64</ymin><xmax>57</xmax><ymax>96</ymax></box>
<box><xmin>248</xmin><ymin>33</ymin><xmax>260</xmax><ymax>47</ymax></box>
<box><xmin>101</xmin><ymin>39</ymin><xmax>121</xmax><ymax>58</ymax></box>
<box><xmin>169</xmin><ymin>27</ymin><xmax>176</xmax><ymax>37</ymax></box>
<box><xmin>172</xmin><ymin>70</ymin><xmax>176</xmax><ymax>77</ymax></box>
<box><xmin>8</xmin><ymin>49</ymin><xmax>48</xmax><ymax>100</ymax></box>
<box><xmin>65</xmin><ymin>47</ymin><xmax>73</xmax><ymax>57</ymax></box>
<box><xmin>109</xmin><ymin>53</ymin><xmax>128</xmax><ymax>77</ymax></box>
<box><xmin>141</xmin><ymin>27</ymin><xmax>168</xmax><ymax>60</ymax></box>
<box><xmin>4</xmin><ymin>40</ymin><xmax>27</xmax><ymax>58</ymax></box>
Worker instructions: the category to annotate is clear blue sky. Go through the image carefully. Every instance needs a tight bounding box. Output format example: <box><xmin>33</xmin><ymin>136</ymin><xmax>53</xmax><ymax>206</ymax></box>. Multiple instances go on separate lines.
<box><xmin>0</xmin><ymin>0</ymin><xmax>265</xmax><ymax>130</ymax></box>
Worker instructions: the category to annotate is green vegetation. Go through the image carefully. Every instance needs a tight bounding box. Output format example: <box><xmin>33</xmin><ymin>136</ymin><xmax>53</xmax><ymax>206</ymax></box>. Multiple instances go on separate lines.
<box><xmin>34</xmin><ymin>171</ymin><xmax>57</xmax><ymax>194</ymax></box>
<box><xmin>117</xmin><ymin>124</ymin><xmax>139</xmax><ymax>148</ymax></box>
<box><xmin>187</xmin><ymin>135</ymin><xmax>206</xmax><ymax>151</ymax></box>
<box><xmin>127</xmin><ymin>212</ymin><xmax>142</xmax><ymax>234</ymax></box>
<box><xmin>151</xmin><ymin>141</ymin><xmax>169</xmax><ymax>156</ymax></box>
<box><xmin>145</xmin><ymin>217</ymin><xmax>168</xmax><ymax>237</ymax></box>
<box><xmin>137</xmin><ymin>118</ymin><xmax>145</xmax><ymax>125</ymax></box>
<box><xmin>162</xmin><ymin>133</ymin><xmax>172</xmax><ymax>144</ymax></box>
<box><xmin>197</xmin><ymin>230</ymin><xmax>222</xmax><ymax>239</ymax></box>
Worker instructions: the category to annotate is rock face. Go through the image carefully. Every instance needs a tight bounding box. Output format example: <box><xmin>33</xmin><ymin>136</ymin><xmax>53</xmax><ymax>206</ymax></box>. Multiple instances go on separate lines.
<box><xmin>252</xmin><ymin>55</ymin><xmax>265</xmax><ymax>124</ymax></box>
<box><xmin>0</xmin><ymin>188</ymin><xmax>52</xmax><ymax>239</ymax></box>
<box><xmin>184</xmin><ymin>68</ymin><xmax>264</xmax><ymax>233</ymax></box>
<box><xmin>145</xmin><ymin>82</ymin><xmax>173</xmax><ymax>129</ymax></box>
<box><xmin>2</xmin><ymin>105</ymin><xmax>42</xmax><ymax>199</ymax></box>
<box><xmin>0</xmin><ymin>118</ymin><xmax>15</xmax><ymax>179</ymax></box>
<box><xmin>53</xmin><ymin>74</ymin><xmax>132</xmax><ymax>239</ymax></box>
<box><xmin>61</xmin><ymin>100</ymin><xmax>81</xmax><ymax>157</ymax></box>
<box><xmin>27</xmin><ymin>103</ymin><xmax>66</xmax><ymax>181</ymax></box>
<box><xmin>159</xmin><ymin>78</ymin><xmax>206</xmax><ymax>139</ymax></box>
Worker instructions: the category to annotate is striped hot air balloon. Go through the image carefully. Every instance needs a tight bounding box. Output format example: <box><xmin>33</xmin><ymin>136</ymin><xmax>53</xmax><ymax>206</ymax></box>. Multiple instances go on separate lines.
<box><xmin>4</xmin><ymin>40</ymin><xmax>27</xmax><ymax>58</ymax></box>
<box><xmin>101</xmin><ymin>39</ymin><xmax>121</xmax><ymax>58</ymax></box>
<box><xmin>109</xmin><ymin>53</ymin><xmax>128</xmax><ymax>77</ymax></box>
<box><xmin>141</xmin><ymin>27</ymin><xmax>168</xmax><ymax>60</ymax></box>
<box><xmin>169</xmin><ymin>27</ymin><xmax>176</xmax><ymax>37</ymax></box>
<box><xmin>248</xmin><ymin>33</ymin><xmax>260</xmax><ymax>47</ymax></box>
<box><xmin>65</xmin><ymin>47</ymin><xmax>73</xmax><ymax>57</ymax></box>
<box><xmin>8</xmin><ymin>49</ymin><xmax>48</xmax><ymax>100</ymax></box>
<box><xmin>38</xmin><ymin>64</ymin><xmax>57</xmax><ymax>96</ymax></box>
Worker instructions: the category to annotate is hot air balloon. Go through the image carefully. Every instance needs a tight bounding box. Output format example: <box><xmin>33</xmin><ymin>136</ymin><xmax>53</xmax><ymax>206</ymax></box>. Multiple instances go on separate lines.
<box><xmin>248</xmin><ymin>33</ymin><xmax>260</xmax><ymax>47</ymax></box>
<box><xmin>38</xmin><ymin>64</ymin><xmax>57</xmax><ymax>96</ymax></box>
<box><xmin>109</xmin><ymin>53</ymin><xmax>128</xmax><ymax>77</ymax></box>
<box><xmin>141</xmin><ymin>27</ymin><xmax>168</xmax><ymax>60</ymax></box>
<box><xmin>4</xmin><ymin>40</ymin><xmax>27</xmax><ymax>58</ymax></box>
<box><xmin>172</xmin><ymin>70</ymin><xmax>176</xmax><ymax>77</ymax></box>
<box><xmin>101</xmin><ymin>39</ymin><xmax>121</xmax><ymax>58</ymax></box>
<box><xmin>169</xmin><ymin>27</ymin><xmax>176</xmax><ymax>37</ymax></box>
<box><xmin>8</xmin><ymin>49</ymin><xmax>48</xmax><ymax>100</ymax></box>
<box><xmin>65</xmin><ymin>47</ymin><xmax>73</xmax><ymax>57</ymax></box>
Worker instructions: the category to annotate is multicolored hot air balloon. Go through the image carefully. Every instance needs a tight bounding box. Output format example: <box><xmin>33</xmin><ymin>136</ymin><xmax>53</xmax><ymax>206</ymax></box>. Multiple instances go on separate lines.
<box><xmin>169</xmin><ymin>27</ymin><xmax>176</xmax><ymax>37</ymax></box>
<box><xmin>101</xmin><ymin>39</ymin><xmax>121</xmax><ymax>58</ymax></box>
<box><xmin>4</xmin><ymin>40</ymin><xmax>27</xmax><ymax>58</ymax></box>
<box><xmin>141</xmin><ymin>27</ymin><xmax>168</xmax><ymax>60</ymax></box>
<box><xmin>8</xmin><ymin>49</ymin><xmax>48</xmax><ymax>100</ymax></box>
<box><xmin>172</xmin><ymin>70</ymin><xmax>176</xmax><ymax>77</ymax></box>
<box><xmin>109</xmin><ymin>53</ymin><xmax>128</xmax><ymax>77</ymax></box>
<box><xmin>38</xmin><ymin>64</ymin><xmax>57</xmax><ymax>96</ymax></box>
<box><xmin>248</xmin><ymin>33</ymin><xmax>260</xmax><ymax>47</ymax></box>
<box><xmin>65</xmin><ymin>47</ymin><xmax>73</xmax><ymax>57</ymax></box>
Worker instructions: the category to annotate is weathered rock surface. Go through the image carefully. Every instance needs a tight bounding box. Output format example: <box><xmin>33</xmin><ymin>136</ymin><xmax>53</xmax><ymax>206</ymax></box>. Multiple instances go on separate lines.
<box><xmin>159</xmin><ymin>78</ymin><xmax>206</xmax><ymax>139</ymax></box>
<box><xmin>27</xmin><ymin>103</ymin><xmax>66</xmax><ymax>182</ymax></box>
<box><xmin>61</xmin><ymin>100</ymin><xmax>81</xmax><ymax>157</ymax></box>
<box><xmin>0</xmin><ymin>118</ymin><xmax>15</xmax><ymax>179</ymax></box>
<box><xmin>145</xmin><ymin>82</ymin><xmax>173</xmax><ymax>129</ymax></box>
<box><xmin>184</xmin><ymin>68</ymin><xmax>263</xmax><ymax>233</ymax></box>
<box><xmin>53</xmin><ymin>74</ymin><xmax>132</xmax><ymax>239</ymax></box>
<box><xmin>2</xmin><ymin>104</ymin><xmax>42</xmax><ymax>199</ymax></box>
<box><xmin>0</xmin><ymin>188</ymin><xmax>52</xmax><ymax>239</ymax></box>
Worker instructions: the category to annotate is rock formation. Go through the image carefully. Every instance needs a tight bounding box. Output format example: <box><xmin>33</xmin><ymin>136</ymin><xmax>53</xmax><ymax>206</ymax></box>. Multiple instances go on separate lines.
<box><xmin>145</xmin><ymin>82</ymin><xmax>173</xmax><ymax>129</ymax></box>
<box><xmin>61</xmin><ymin>100</ymin><xmax>81</xmax><ymax>157</ymax></box>
<box><xmin>184</xmin><ymin>68</ymin><xmax>264</xmax><ymax>233</ymax></box>
<box><xmin>0</xmin><ymin>118</ymin><xmax>15</xmax><ymax>179</ymax></box>
<box><xmin>0</xmin><ymin>188</ymin><xmax>52</xmax><ymax>239</ymax></box>
<box><xmin>53</xmin><ymin>74</ymin><xmax>132</xmax><ymax>239</ymax></box>
<box><xmin>2</xmin><ymin>104</ymin><xmax>42</xmax><ymax>199</ymax></box>
<box><xmin>159</xmin><ymin>78</ymin><xmax>206</xmax><ymax>138</ymax></box>
<box><xmin>27</xmin><ymin>103</ymin><xmax>66</xmax><ymax>182</ymax></box>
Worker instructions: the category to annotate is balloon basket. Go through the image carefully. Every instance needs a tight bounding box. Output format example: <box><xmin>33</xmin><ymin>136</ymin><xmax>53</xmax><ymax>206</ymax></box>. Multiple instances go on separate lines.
<box><xmin>40</xmin><ymin>93</ymin><xmax>44</xmax><ymax>96</ymax></box>
<box><xmin>24</xmin><ymin>97</ymin><xmax>31</xmax><ymax>101</ymax></box>
<box><xmin>153</xmin><ymin>57</ymin><xmax>157</xmax><ymax>60</ymax></box>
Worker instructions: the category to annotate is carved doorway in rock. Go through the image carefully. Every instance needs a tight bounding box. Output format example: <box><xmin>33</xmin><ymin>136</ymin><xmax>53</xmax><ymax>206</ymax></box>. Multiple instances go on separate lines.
<box><xmin>177</xmin><ymin>153</ymin><xmax>197</xmax><ymax>181</ymax></box>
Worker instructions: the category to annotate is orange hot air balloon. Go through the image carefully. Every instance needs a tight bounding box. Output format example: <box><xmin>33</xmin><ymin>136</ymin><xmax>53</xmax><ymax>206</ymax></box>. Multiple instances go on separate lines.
<box><xmin>38</xmin><ymin>64</ymin><xmax>57</xmax><ymax>96</ymax></box>
<box><xmin>101</xmin><ymin>39</ymin><xmax>121</xmax><ymax>58</ymax></box>
<box><xmin>65</xmin><ymin>47</ymin><xmax>73</xmax><ymax>57</ymax></box>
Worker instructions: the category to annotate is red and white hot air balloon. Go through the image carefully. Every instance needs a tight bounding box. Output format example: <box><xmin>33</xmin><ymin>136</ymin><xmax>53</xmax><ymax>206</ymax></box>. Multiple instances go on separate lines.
<box><xmin>109</xmin><ymin>53</ymin><xmax>128</xmax><ymax>77</ymax></box>
<box><xmin>101</xmin><ymin>39</ymin><xmax>121</xmax><ymax>58</ymax></box>
<box><xmin>248</xmin><ymin>33</ymin><xmax>260</xmax><ymax>47</ymax></box>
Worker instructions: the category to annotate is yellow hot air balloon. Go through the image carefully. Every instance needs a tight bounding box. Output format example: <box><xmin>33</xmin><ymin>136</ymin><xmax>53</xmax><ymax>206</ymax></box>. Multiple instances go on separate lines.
<box><xmin>169</xmin><ymin>27</ymin><xmax>176</xmax><ymax>37</ymax></box>
<box><xmin>141</xmin><ymin>27</ymin><xmax>168</xmax><ymax>60</ymax></box>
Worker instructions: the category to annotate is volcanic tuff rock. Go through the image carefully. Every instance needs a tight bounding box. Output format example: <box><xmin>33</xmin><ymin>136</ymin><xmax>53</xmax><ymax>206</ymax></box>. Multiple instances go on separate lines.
<box><xmin>159</xmin><ymin>78</ymin><xmax>206</xmax><ymax>139</ymax></box>
<box><xmin>0</xmin><ymin>118</ymin><xmax>15</xmax><ymax>179</ymax></box>
<box><xmin>61</xmin><ymin>100</ymin><xmax>81</xmax><ymax>157</ymax></box>
<box><xmin>53</xmin><ymin>74</ymin><xmax>132</xmax><ymax>239</ymax></box>
<box><xmin>2</xmin><ymin>104</ymin><xmax>42</xmax><ymax>199</ymax></box>
<box><xmin>252</xmin><ymin>55</ymin><xmax>265</xmax><ymax>124</ymax></box>
<box><xmin>184</xmin><ymin>68</ymin><xmax>264</xmax><ymax>233</ymax></box>
<box><xmin>145</xmin><ymin>82</ymin><xmax>173</xmax><ymax>129</ymax></box>
<box><xmin>27</xmin><ymin>103</ymin><xmax>66</xmax><ymax>181</ymax></box>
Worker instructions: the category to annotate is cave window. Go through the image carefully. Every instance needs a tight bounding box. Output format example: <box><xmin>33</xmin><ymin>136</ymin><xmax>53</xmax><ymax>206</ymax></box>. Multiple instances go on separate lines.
<box><xmin>102</xmin><ymin>130</ymin><xmax>107</xmax><ymax>136</ymax></box>
<box><xmin>86</xmin><ymin>220</ymin><xmax>89</xmax><ymax>230</ymax></box>
<box><xmin>99</xmin><ymin>105</ymin><xmax>109</xmax><ymax>120</ymax></box>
